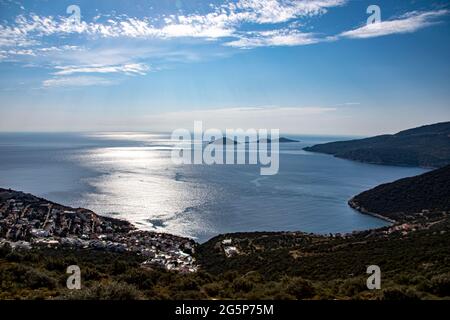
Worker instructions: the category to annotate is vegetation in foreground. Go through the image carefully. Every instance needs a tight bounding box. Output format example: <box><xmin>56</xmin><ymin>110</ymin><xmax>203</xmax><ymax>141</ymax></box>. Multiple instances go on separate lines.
<box><xmin>1</xmin><ymin>215</ymin><xmax>449</xmax><ymax>300</ymax></box>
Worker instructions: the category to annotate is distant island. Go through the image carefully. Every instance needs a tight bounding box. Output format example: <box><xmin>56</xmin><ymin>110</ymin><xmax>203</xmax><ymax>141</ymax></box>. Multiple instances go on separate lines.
<box><xmin>208</xmin><ymin>137</ymin><xmax>239</xmax><ymax>145</ymax></box>
<box><xmin>209</xmin><ymin>137</ymin><xmax>299</xmax><ymax>145</ymax></box>
<box><xmin>251</xmin><ymin>137</ymin><xmax>300</xmax><ymax>143</ymax></box>
<box><xmin>303</xmin><ymin>122</ymin><xmax>450</xmax><ymax>168</ymax></box>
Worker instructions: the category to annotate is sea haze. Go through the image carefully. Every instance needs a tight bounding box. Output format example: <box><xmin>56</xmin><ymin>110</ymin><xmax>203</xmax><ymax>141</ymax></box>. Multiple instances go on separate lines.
<box><xmin>0</xmin><ymin>132</ymin><xmax>427</xmax><ymax>242</ymax></box>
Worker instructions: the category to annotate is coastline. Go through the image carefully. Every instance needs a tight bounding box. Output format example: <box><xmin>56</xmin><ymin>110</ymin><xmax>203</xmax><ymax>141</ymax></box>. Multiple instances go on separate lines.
<box><xmin>1</xmin><ymin>186</ymin><xmax>398</xmax><ymax>252</ymax></box>
<box><xmin>348</xmin><ymin>198</ymin><xmax>397</xmax><ymax>224</ymax></box>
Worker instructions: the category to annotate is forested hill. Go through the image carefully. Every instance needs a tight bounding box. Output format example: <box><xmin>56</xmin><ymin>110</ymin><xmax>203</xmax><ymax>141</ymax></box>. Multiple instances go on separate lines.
<box><xmin>303</xmin><ymin>122</ymin><xmax>450</xmax><ymax>168</ymax></box>
<box><xmin>349</xmin><ymin>165</ymin><xmax>450</xmax><ymax>221</ymax></box>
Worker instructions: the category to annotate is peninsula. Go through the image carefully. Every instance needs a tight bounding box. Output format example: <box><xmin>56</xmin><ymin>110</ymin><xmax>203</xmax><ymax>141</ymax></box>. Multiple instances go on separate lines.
<box><xmin>303</xmin><ymin>122</ymin><xmax>450</xmax><ymax>168</ymax></box>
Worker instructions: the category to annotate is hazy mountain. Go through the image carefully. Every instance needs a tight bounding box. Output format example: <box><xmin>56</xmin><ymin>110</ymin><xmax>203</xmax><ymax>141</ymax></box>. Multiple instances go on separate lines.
<box><xmin>303</xmin><ymin>122</ymin><xmax>450</xmax><ymax>168</ymax></box>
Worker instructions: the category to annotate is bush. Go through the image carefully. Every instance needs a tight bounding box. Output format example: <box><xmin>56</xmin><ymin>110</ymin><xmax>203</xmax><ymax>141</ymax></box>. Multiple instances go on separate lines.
<box><xmin>171</xmin><ymin>290</ymin><xmax>205</xmax><ymax>300</ymax></box>
<box><xmin>24</xmin><ymin>269</ymin><xmax>57</xmax><ymax>289</ymax></box>
<box><xmin>61</xmin><ymin>281</ymin><xmax>143</xmax><ymax>300</ymax></box>
<box><xmin>117</xmin><ymin>268</ymin><xmax>156</xmax><ymax>289</ymax></box>
<box><xmin>284</xmin><ymin>277</ymin><xmax>315</xmax><ymax>299</ymax></box>
<box><xmin>5</xmin><ymin>251</ymin><xmax>24</xmax><ymax>262</ymax></box>
<box><xmin>112</xmin><ymin>259</ymin><xmax>129</xmax><ymax>274</ymax></box>
<box><xmin>338</xmin><ymin>277</ymin><xmax>367</xmax><ymax>297</ymax></box>
<box><xmin>430</xmin><ymin>273</ymin><xmax>450</xmax><ymax>296</ymax></box>
<box><xmin>0</xmin><ymin>243</ymin><xmax>12</xmax><ymax>257</ymax></box>
<box><xmin>45</xmin><ymin>259</ymin><xmax>67</xmax><ymax>272</ymax></box>
<box><xmin>232</xmin><ymin>277</ymin><xmax>254</xmax><ymax>293</ymax></box>
<box><xmin>172</xmin><ymin>277</ymin><xmax>200</xmax><ymax>291</ymax></box>
<box><xmin>202</xmin><ymin>282</ymin><xmax>223</xmax><ymax>297</ymax></box>
<box><xmin>380</xmin><ymin>286</ymin><xmax>420</xmax><ymax>300</ymax></box>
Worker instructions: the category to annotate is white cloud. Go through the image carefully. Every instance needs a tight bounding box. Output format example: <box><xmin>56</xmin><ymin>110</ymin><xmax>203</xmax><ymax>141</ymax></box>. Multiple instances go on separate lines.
<box><xmin>1</xmin><ymin>1</ymin><xmax>448</xmax><ymax>91</ymax></box>
<box><xmin>0</xmin><ymin>22</ymin><xmax>40</xmax><ymax>47</ymax></box>
<box><xmin>0</xmin><ymin>2</ymin><xmax>447</xmax><ymax>57</ymax></box>
<box><xmin>0</xmin><ymin>45</ymin><xmax>82</xmax><ymax>60</ymax></box>
<box><xmin>225</xmin><ymin>29</ymin><xmax>319</xmax><ymax>48</ymax></box>
<box><xmin>0</xmin><ymin>0</ymin><xmax>346</xmax><ymax>44</ymax></box>
<box><xmin>1</xmin><ymin>48</ymin><xmax>35</xmax><ymax>56</ymax></box>
<box><xmin>234</xmin><ymin>0</ymin><xmax>346</xmax><ymax>24</ymax></box>
<box><xmin>42</xmin><ymin>76</ymin><xmax>114</xmax><ymax>88</ymax></box>
<box><xmin>53</xmin><ymin>63</ymin><xmax>150</xmax><ymax>76</ymax></box>
<box><xmin>340</xmin><ymin>10</ymin><xmax>449</xmax><ymax>39</ymax></box>
<box><xmin>37</xmin><ymin>45</ymin><xmax>80</xmax><ymax>52</ymax></box>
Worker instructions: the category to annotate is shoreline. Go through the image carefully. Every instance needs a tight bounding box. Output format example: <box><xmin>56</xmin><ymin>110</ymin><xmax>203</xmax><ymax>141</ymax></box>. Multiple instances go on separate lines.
<box><xmin>1</xmin><ymin>186</ymin><xmax>398</xmax><ymax>247</ymax></box>
<box><xmin>348</xmin><ymin>198</ymin><xmax>397</xmax><ymax>224</ymax></box>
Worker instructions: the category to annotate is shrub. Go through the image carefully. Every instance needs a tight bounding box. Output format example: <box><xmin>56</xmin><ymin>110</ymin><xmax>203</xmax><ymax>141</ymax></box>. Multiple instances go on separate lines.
<box><xmin>202</xmin><ymin>282</ymin><xmax>223</xmax><ymax>297</ymax></box>
<box><xmin>284</xmin><ymin>277</ymin><xmax>315</xmax><ymax>299</ymax></box>
<box><xmin>430</xmin><ymin>273</ymin><xmax>450</xmax><ymax>296</ymax></box>
<box><xmin>45</xmin><ymin>259</ymin><xmax>67</xmax><ymax>272</ymax></box>
<box><xmin>5</xmin><ymin>251</ymin><xmax>24</xmax><ymax>262</ymax></box>
<box><xmin>24</xmin><ymin>269</ymin><xmax>57</xmax><ymax>289</ymax></box>
<box><xmin>232</xmin><ymin>277</ymin><xmax>254</xmax><ymax>293</ymax></box>
<box><xmin>380</xmin><ymin>286</ymin><xmax>420</xmax><ymax>300</ymax></box>
<box><xmin>0</xmin><ymin>243</ymin><xmax>12</xmax><ymax>257</ymax></box>
<box><xmin>338</xmin><ymin>277</ymin><xmax>367</xmax><ymax>297</ymax></box>
<box><xmin>172</xmin><ymin>277</ymin><xmax>200</xmax><ymax>291</ymax></box>
<box><xmin>61</xmin><ymin>281</ymin><xmax>143</xmax><ymax>300</ymax></box>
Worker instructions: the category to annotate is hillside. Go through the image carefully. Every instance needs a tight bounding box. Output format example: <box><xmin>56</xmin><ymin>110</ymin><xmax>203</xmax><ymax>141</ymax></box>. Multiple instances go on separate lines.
<box><xmin>349</xmin><ymin>165</ymin><xmax>450</xmax><ymax>221</ymax></box>
<box><xmin>197</xmin><ymin>219</ymin><xmax>450</xmax><ymax>284</ymax></box>
<box><xmin>303</xmin><ymin>122</ymin><xmax>450</xmax><ymax>168</ymax></box>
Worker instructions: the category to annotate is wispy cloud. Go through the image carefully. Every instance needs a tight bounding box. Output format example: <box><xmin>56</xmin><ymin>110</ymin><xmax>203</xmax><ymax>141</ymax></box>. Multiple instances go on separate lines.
<box><xmin>42</xmin><ymin>76</ymin><xmax>114</xmax><ymax>88</ymax></box>
<box><xmin>0</xmin><ymin>45</ymin><xmax>81</xmax><ymax>60</ymax></box>
<box><xmin>1</xmin><ymin>1</ymin><xmax>449</xmax><ymax>89</ymax></box>
<box><xmin>53</xmin><ymin>63</ymin><xmax>149</xmax><ymax>76</ymax></box>
<box><xmin>340</xmin><ymin>9</ymin><xmax>449</xmax><ymax>39</ymax></box>
<box><xmin>234</xmin><ymin>0</ymin><xmax>346</xmax><ymax>24</ymax></box>
<box><xmin>225</xmin><ymin>29</ymin><xmax>319</xmax><ymax>48</ymax></box>
<box><xmin>0</xmin><ymin>0</ymin><xmax>346</xmax><ymax>46</ymax></box>
<box><xmin>2</xmin><ymin>2</ymin><xmax>445</xmax><ymax>56</ymax></box>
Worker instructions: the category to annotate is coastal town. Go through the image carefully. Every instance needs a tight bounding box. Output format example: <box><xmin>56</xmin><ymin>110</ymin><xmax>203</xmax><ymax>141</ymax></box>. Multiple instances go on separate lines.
<box><xmin>0</xmin><ymin>188</ymin><xmax>197</xmax><ymax>273</ymax></box>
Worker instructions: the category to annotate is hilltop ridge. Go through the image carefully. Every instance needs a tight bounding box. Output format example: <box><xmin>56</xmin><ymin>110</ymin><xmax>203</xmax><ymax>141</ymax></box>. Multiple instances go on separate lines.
<box><xmin>303</xmin><ymin>122</ymin><xmax>450</xmax><ymax>168</ymax></box>
<box><xmin>349</xmin><ymin>165</ymin><xmax>450</xmax><ymax>222</ymax></box>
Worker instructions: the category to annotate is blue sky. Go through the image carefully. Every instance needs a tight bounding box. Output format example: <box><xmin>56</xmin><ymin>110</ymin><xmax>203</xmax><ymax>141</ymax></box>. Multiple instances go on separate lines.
<box><xmin>0</xmin><ymin>0</ymin><xmax>449</xmax><ymax>134</ymax></box>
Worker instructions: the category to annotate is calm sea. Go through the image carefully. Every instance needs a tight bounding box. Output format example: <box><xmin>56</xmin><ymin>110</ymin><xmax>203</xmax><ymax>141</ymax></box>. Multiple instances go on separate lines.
<box><xmin>0</xmin><ymin>132</ymin><xmax>427</xmax><ymax>242</ymax></box>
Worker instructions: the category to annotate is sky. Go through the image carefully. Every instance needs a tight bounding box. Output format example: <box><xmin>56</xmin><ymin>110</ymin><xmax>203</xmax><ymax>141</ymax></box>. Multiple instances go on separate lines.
<box><xmin>0</xmin><ymin>0</ymin><xmax>449</xmax><ymax>135</ymax></box>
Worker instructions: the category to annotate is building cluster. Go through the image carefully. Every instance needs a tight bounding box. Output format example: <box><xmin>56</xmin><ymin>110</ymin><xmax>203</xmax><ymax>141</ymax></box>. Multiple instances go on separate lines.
<box><xmin>0</xmin><ymin>190</ymin><xmax>197</xmax><ymax>273</ymax></box>
<box><xmin>220</xmin><ymin>238</ymin><xmax>240</xmax><ymax>257</ymax></box>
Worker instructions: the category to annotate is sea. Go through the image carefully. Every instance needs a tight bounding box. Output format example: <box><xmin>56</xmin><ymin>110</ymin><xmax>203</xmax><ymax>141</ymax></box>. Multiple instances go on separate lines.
<box><xmin>0</xmin><ymin>132</ymin><xmax>427</xmax><ymax>242</ymax></box>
